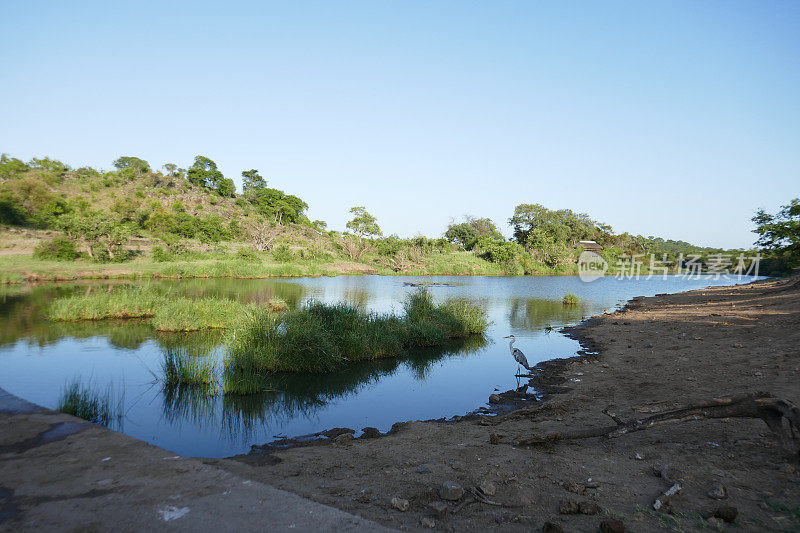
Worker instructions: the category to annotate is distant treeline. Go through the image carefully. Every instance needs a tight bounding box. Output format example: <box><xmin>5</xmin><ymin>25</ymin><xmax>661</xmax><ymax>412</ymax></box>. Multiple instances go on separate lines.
<box><xmin>1</xmin><ymin>153</ymin><xmax>794</xmax><ymax>277</ymax></box>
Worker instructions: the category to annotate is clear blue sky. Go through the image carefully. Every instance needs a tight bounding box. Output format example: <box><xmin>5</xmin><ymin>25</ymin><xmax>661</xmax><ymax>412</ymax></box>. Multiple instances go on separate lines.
<box><xmin>1</xmin><ymin>1</ymin><xmax>798</xmax><ymax>248</ymax></box>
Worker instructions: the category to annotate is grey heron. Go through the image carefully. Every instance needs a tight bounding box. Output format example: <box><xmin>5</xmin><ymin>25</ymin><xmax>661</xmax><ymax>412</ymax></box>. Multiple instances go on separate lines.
<box><xmin>503</xmin><ymin>335</ymin><xmax>531</xmax><ymax>375</ymax></box>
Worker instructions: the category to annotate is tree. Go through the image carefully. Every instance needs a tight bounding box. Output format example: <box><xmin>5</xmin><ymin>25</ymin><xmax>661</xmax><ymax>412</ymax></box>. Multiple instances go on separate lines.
<box><xmin>509</xmin><ymin>204</ymin><xmax>602</xmax><ymax>247</ymax></box>
<box><xmin>753</xmin><ymin>199</ymin><xmax>800</xmax><ymax>255</ymax></box>
<box><xmin>187</xmin><ymin>156</ymin><xmax>225</xmax><ymax>191</ymax></box>
<box><xmin>346</xmin><ymin>206</ymin><xmax>382</xmax><ymax>237</ymax></box>
<box><xmin>0</xmin><ymin>153</ymin><xmax>29</xmax><ymax>178</ymax></box>
<box><xmin>28</xmin><ymin>157</ymin><xmax>70</xmax><ymax>177</ymax></box>
<box><xmin>445</xmin><ymin>216</ymin><xmax>503</xmax><ymax>249</ymax></box>
<box><xmin>217</xmin><ymin>177</ymin><xmax>236</xmax><ymax>197</ymax></box>
<box><xmin>242</xmin><ymin>169</ymin><xmax>267</xmax><ymax>196</ymax></box>
<box><xmin>113</xmin><ymin>156</ymin><xmax>150</xmax><ymax>173</ymax></box>
<box><xmin>61</xmin><ymin>211</ymin><xmax>131</xmax><ymax>261</ymax></box>
<box><xmin>162</xmin><ymin>163</ymin><xmax>186</xmax><ymax>179</ymax></box>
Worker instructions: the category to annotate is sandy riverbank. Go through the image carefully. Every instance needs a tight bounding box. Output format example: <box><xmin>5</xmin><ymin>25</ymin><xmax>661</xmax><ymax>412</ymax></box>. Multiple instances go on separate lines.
<box><xmin>214</xmin><ymin>276</ymin><xmax>800</xmax><ymax>532</ymax></box>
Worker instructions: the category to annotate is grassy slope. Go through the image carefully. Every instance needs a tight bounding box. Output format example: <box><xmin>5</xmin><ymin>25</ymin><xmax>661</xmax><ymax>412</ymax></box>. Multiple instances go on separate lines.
<box><xmin>0</xmin><ymin>229</ymin><xmax>512</xmax><ymax>283</ymax></box>
<box><xmin>0</xmin><ymin>166</ymin><xmax>558</xmax><ymax>281</ymax></box>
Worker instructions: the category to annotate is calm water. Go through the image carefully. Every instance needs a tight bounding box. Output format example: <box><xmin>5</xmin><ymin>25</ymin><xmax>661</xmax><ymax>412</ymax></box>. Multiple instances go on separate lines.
<box><xmin>0</xmin><ymin>275</ymin><xmax>756</xmax><ymax>457</ymax></box>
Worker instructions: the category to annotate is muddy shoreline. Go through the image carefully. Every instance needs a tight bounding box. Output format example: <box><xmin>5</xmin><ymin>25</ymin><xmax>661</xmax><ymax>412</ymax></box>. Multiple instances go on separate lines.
<box><xmin>215</xmin><ymin>277</ymin><xmax>800</xmax><ymax>532</ymax></box>
<box><xmin>236</xmin><ymin>324</ymin><xmax>600</xmax><ymax>458</ymax></box>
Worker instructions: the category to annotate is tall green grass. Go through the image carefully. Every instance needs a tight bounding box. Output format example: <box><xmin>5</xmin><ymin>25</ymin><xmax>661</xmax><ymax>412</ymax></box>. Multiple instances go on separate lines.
<box><xmin>49</xmin><ymin>287</ymin><xmax>162</xmax><ymax>320</ymax></box>
<box><xmin>223</xmin><ymin>288</ymin><xmax>488</xmax><ymax>393</ymax></box>
<box><xmin>162</xmin><ymin>346</ymin><xmax>216</xmax><ymax>387</ymax></box>
<box><xmin>48</xmin><ymin>286</ymin><xmax>262</xmax><ymax>331</ymax></box>
<box><xmin>562</xmin><ymin>293</ymin><xmax>579</xmax><ymax>305</ymax></box>
<box><xmin>57</xmin><ymin>378</ymin><xmax>118</xmax><ymax>426</ymax></box>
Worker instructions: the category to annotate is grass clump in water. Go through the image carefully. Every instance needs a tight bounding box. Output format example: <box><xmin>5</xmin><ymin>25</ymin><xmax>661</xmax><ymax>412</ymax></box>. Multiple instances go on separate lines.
<box><xmin>162</xmin><ymin>346</ymin><xmax>216</xmax><ymax>387</ymax></box>
<box><xmin>223</xmin><ymin>288</ymin><xmax>488</xmax><ymax>393</ymax></box>
<box><xmin>48</xmin><ymin>286</ymin><xmax>262</xmax><ymax>331</ymax></box>
<box><xmin>49</xmin><ymin>286</ymin><xmax>161</xmax><ymax>321</ymax></box>
<box><xmin>57</xmin><ymin>378</ymin><xmax>116</xmax><ymax>426</ymax></box>
<box><xmin>562</xmin><ymin>293</ymin><xmax>579</xmax><ymax>305</ymax></box>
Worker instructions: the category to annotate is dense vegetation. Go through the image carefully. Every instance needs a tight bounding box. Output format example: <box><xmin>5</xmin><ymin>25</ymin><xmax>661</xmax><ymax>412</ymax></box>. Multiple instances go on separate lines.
<box><xmin>57</xmin><ymin>378</ymin><xmax>118</xmax><ymax>426</ymax></box>
<box><xmin>223</xmin><ymin>288</ymin><xmax>487</xmax><ymax>393</ymax></box>
<box><xmin>0</xmin><ymin>152</ymin><xmax>782</xmax><ymax>281</ymax></box>
<box><xmin>752</xmin><ymin>198</ymin><xmax>800</xmax><ymax>275</ymax></box>
<box><xmin>48</xmin><ymin>285</ymin><xmax>286</xmax><ymax>331</ymax></box>
<box><xmin>44</xmin><ymin>284</ymin><xmax>488</xmax><ymax>392</ymax></box>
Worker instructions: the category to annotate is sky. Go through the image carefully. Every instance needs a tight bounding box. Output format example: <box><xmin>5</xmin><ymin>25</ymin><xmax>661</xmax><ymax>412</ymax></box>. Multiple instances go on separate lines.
<box><xmin>1</xmin><ymin>1</ymin><xmax>798</xmax><ymax>249</ymax></box>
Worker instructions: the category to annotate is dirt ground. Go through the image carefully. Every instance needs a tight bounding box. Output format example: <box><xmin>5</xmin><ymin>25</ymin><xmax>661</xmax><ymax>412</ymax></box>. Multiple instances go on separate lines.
<box><xmin>214</xmin><ymin>276</ymin><xmax>800</xmax><ymax>532</ymax></box>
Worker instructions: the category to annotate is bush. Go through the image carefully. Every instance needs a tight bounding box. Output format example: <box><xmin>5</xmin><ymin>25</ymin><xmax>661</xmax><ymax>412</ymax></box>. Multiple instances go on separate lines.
<box><xmin>273</xmin><ymin>243</ymin><xmax>293</xmax><ymax>262</ymax></box>
<box><xmin>223</xmin><ymin>288</ymin><xmax>488</xmax><ymax>385</ymax></box>
<box><xmin>0</xmin><ymin>192</ymin><xmax>28</xmax><ymax>225</ymax></box>
<box><xmin>151</xmin><ymin>246</ymin><xmax>173</xmax><ymax>262</ymax></box>
<box><xmin>236</xmin><ymin>247</ymin><xmax>260</xmax><ymax>261</ymax></box>
<box><xmin>33</xmin><ymin>237</ymin><xmax>78</xmax><ymax>261</ymax></box>
<box><xmin>563</xmin><ymin>293</ymin><xmax>579</xmax><ymax>305</ymax></box>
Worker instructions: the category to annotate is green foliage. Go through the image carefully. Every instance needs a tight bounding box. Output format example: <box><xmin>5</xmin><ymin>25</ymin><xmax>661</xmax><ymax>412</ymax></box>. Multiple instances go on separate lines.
<box><xmin>162</xmin><ymin>347</ymin><xmax>215</xmax><ymax>387</ymax></box>
<box><xmin>242</xmin><ymin>169</ymin><xmax>267</xmax><ymax>195</ymax></box>
<box><xmin>195</xmin><ymin>214</ymin><xmax>230</xmax><ymax>242</ymax></box>
<box><xmin>346</xmin><ymin>206</ymin><xmax>382</xmax><ymax>237</ymax></box>
<box><xmin>162</xmin><ymin>163</ymin><xmax>185</xmax><ymax>179</ymax></box>
<box><xmin>33</xmin><ymin>237</ymin><xmax>78</xmax><ymax>261</ymax></box>
<box><xmin>151</xmin><ymin>246</ymin><xmax>173</xmax><ymax>262</ymax></box>
<box><xmin>29</xmin><ymin>157</ymin><xmax>71</xmax><ymax>178</ymax></box>
<box><xmin>57</xmin><ymin>379</ymin><xmax>114</xmax><ymax>426</ymax></box>
<box><xmin>249</xmin><ymin>188</ymin><xmax>308</xmax><ymax>224</ymax></box>
<box><xmin>235</xmin><ymin>247</ymin><xmax>260</xmax><ymax>261</ymax></box>
<box><xmin>563</xmin><ymin>293</ymin><xmax>579</xmax><ymax>305</ymax></box>
<box><xmin>48</xmin><ymin>285</ymin><xmax>258</xmax><ymax>331</ymax></box>
<box><xmin>223</xmin><ymin>288</ymin><xmax>487</xmax><ymax>386</ymax></box>
<box><xmin>445</xmin><ymin>216</ymin><xmax>503</xmax><ymax>249</ymax></box>
<box><xmin>509</xmin><ymin>203</ymin><xmax>606</xmax><ymax>267</ymax></box>
<box><xmin>216</xmin><ymin>177</ymin><xmax>236</xmax><ymax>197</ymax></box>
<box><xmin>61</xmin><ymin>211</ymin><xmax>132</xmax><ymax>262</ymax></box>
<box><xmin>472</xmin><ymin>238</ymin><xmax>536</xmax><ymax>274</ymax></box>
<box><xmin>0</xmin><ymin>153</ymin><xmax>29</xmax><ymax>177</ymax></box>
<box><xmin>373</xmin><ymin>235</ymin><xmax>404</xmax><ymax>256</ymax></box>
<box><xmin>0</xmin><ymin>191</ymin><xmax>28</xmax><ymax>225</ymax></box>
<box><xmin>242</xmin><ymin>169</ymin><xmax>307</xmax><ymax>223</ymax></box>
<box><xmin>272</xmin><ymin>243</ymin><xmax>293</xmax><ymax>262</ymax></box>
<box><xmin>187</xmin><ymin>155</ymin><xmax>228</xmax><ymax>195</ymax></box>
<box><xmin>0</xmin><ymin>175</ymin><xmax>69</xmax><ymax>228</ymax></box>
<box><xmin>113</xmin><ymin>156</ymin><xmax>151</xmax><ymax>173</ymax></box>
<box><xmin>111</xmin><ymin>197</ymin><xmax>141</xmax><ymax>223</ymax></box>
<box><xmin>753</xmin><ymin>198</ymin><xmax>800</xmax><ymax>256</ymax></box>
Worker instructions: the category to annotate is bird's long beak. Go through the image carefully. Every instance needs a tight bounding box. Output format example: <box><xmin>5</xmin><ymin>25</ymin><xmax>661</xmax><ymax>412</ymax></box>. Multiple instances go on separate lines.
<box><xmin>502</xmin><ymin>336</ymin><xmax>511</xmax><ymax>338</ymax></box>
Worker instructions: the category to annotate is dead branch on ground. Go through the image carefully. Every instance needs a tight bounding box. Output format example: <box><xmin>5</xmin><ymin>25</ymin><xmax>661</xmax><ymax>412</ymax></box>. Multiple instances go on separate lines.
<box><xmin>513</xmin><ymin>393</ymin><xmax>800</xmax><ymax>456</ymax></box>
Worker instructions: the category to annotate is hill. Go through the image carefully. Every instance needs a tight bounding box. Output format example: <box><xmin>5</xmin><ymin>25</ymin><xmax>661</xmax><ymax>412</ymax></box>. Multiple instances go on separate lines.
<box><xmin>0</xmin><ymin>153</ymin><xmax>767</xmax><ymax>283</ymax></box>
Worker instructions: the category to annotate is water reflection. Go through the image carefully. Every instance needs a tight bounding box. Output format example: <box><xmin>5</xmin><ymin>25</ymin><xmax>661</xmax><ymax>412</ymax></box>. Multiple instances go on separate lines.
<box><xmin>507</xmin><ymin>298</ymin><xmax>589</xmax><ymax>331</ymax></box>
<box><xmin>161</xmin><ymin>335</ymin><xmax>488</xmax><ymax>443</ymax></box>
<box><xmin>0</xmin><ymin>275</ymin><xmax>756</xmax><ymax>457</ymax></box>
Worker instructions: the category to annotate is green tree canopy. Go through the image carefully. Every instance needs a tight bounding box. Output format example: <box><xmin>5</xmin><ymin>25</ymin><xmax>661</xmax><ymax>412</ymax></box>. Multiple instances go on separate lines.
<box><xmin>242</xmin><ymin>169</ymin><xmax>267</xmax><ymax>196</ymax></box>
<box><xmin>28</xmin><ymin>157</ymin><xmax>71</xmax><ymax>177</ymax></box>
<box><xmin>0</xmin><ymin>154</ymin><xmax>29</xmax><ymax>178</ymax></box>
<box><xmin>752</xmin><ymin>198</ymin><xmax>800</xmax><ymax>255</ymax></box>
<box><xmin>216</xmin><ymin>178</ymin><xmax>236</xmax><ymax>197</ymax></box>
<box><xmin>445</xmin><ymin>216</ymin><xmax>503</xmax><ymax>249</ymax></box>
<box><xmin>346</xmin><ymin>206</ymin><xmax>382</xmax><ymax>237</ymax></box>
<box><xmin>509</xmin><ymin>204</ymin><xmax>603</xmax><ymax>248</ymax></box>
<box><xmin>187</xmin><ymin>156</ymin><xmax>226</xmax><ymax>193</ymax></box>
<box><xmin>113</xmin><ymin>156</ymin><xmax>151</xmax><ymax>173</ymax></box>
